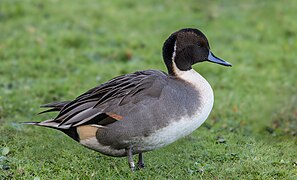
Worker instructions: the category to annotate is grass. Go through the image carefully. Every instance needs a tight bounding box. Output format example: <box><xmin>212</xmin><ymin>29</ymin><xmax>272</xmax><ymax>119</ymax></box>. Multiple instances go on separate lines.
<box><xmin>1</xmin><ymin>0</ymin><xmax>297</xmax><ymax>179</ymax></box>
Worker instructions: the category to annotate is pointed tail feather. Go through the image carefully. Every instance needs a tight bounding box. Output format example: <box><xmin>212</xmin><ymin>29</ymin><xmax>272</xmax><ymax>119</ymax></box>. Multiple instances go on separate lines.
<box><xmin>38</xmin><ymin>101</ymin><xmax>70</xmax><ymax>115</ymax></box>
<box><xmin>40</xmin><ymin>101</ymin><xmax>71</xmax><ymax>109</ymax></box>
<box><xmin>22</xmin><ymin>122</ymin><xmax>39</xmax><ymax>125</ymax></box>
<box><xmin>37</xmin><ymin>108</ymin><xmax>61</xmax><ymax>115</ymax></box>
<box><xmin>22</xmin><ymin>119</ymin><xmax>70</xmax><ymax>129</ymax></box>
<box><xmin>23</xmin><ymin>120</ymin><xmax>79</xmax><ymax>141</ymax></box>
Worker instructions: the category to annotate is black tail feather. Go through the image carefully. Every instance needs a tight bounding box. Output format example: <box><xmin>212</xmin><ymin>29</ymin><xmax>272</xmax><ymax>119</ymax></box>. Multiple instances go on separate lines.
<box><xmin>38</xmin><ymin>108</ymin><xmax>61</xmax><ymax>115</ymax></box>
<box><xmin>40</xmin><ymin>101</ymin><xmax>71</xmax><ymax>108</ymax></box>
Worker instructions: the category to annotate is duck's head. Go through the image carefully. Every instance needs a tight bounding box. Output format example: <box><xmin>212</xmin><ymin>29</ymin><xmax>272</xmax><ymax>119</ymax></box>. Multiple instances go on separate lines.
<box><xmin>162</xmin><ymin>28</ymin><xmax>232</xmax><ymax>75</ymax></box>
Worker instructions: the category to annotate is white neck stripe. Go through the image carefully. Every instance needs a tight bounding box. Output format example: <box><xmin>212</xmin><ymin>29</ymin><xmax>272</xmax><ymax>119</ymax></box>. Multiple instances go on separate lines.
<box><xmin>172</xmin><ymin>41</ymin><xmax>180</xmax><ymax>75</ymax></box>
<box><xmin>171</xmin><ymin>41</ymin><xmax>177</xmax><ymax>62</ymax></box>
<box><xmin>171</xmin><ymin>41</ymin><xmax>193</xmax><ymax>77</ymax></box>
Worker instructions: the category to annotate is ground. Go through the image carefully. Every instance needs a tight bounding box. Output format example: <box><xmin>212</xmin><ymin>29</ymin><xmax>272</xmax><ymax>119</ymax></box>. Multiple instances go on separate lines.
<box><xmin>0</xmin><ymin>0</ymin><xmax>297</xmax><ymax>179</ymax></box>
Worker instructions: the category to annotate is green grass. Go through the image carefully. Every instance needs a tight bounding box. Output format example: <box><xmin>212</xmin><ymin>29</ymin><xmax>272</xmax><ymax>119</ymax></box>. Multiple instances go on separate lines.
<box><xmin>1</xmin><ymin>0</ymin><xmax>297</xmax><ymax>179</ymax></box>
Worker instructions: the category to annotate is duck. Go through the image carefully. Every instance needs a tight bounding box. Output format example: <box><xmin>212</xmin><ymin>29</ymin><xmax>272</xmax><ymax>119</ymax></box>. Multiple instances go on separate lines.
<box><xmin>24</xmin><ymin>28</ymin><xmax>231</xmax><ymax>171</ymax></box>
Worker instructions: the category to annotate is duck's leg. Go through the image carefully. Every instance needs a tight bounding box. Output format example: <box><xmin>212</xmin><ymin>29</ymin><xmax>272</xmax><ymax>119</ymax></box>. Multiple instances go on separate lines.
<box><xmin>126</xmin><ymin>147</ymin><xmax>135</xmax><ymax>171</ymax></box>
<box><xmin>137</xmin><ymin>153</ymin><xmax>145</xmax><ymax>169</ymax></box>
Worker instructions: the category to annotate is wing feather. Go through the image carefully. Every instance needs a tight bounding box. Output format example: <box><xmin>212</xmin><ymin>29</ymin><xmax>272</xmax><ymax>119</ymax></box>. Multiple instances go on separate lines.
<box><xmin>39</xmin><ymin>70</ymin><xmax>167</xmax><ymax>128</ymax></box>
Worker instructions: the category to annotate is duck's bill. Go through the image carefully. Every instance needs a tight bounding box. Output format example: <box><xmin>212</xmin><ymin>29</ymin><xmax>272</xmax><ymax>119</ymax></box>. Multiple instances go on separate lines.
<box><xmin>207</xmin><ymin>51</ymin><xmax>232</xmax><ymax>67</ymax></box>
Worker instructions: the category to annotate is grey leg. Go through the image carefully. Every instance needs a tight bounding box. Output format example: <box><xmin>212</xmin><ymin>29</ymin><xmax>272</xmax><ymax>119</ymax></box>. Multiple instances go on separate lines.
<box><xmin>137</xmin><ymin>153</ymin><xmax>145</xmax><ymax>169</ymax></box>
<box><xmin>126</xmin><ymin>147</ymin><xmax>135</xmax><ymax>171</ymax></box>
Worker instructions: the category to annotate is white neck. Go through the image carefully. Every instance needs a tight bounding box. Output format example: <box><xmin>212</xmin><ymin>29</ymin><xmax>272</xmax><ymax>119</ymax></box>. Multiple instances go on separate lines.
<box><xmin>172</xmin><ymin>58</ymin><xmax>205</xmax><ymax>87</ymax></box>
<box><xmin>173</xmin><ymin>61</ymin><xmax>214</xmax><ymax>104</ymax></box>
<box><xmin>177</xmin><ymin>68</ymin><xmax>211</xmax><ymax>91</ymax></box>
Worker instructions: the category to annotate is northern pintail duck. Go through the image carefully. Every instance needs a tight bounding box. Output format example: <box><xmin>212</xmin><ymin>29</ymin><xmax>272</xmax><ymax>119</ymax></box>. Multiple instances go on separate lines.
<box><xmin>25</xmin><ymin>28</ymin><xmax>231</xmax><ymax>171</ymax></box>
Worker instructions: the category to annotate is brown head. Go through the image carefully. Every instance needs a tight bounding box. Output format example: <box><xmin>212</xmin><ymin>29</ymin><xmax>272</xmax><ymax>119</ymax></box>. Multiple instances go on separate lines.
<box><xmin>162</xmin><ymin>28</ymin><xmax>232</xmax><ymax>75</ymax></box>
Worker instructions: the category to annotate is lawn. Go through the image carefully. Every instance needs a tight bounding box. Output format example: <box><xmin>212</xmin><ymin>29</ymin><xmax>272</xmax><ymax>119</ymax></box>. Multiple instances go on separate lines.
<box><xmin>1</xmin><ymin>0</ymin><xmax>297</xmax><ymax>179</ymax></box>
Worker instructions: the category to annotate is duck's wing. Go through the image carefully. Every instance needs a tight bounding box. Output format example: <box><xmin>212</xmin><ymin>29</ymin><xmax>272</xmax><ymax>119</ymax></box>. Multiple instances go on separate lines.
<box><xmin>35</xmin><ymin>70</ymin><xmax>168</xmax><ymax>129</ymax></box>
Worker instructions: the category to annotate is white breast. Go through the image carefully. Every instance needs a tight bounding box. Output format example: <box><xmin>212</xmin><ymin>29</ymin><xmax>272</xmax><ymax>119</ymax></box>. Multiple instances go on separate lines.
<box><xmin>137</xmin><ymin>69</ymin><xmax>214</xmax><ymax>151</ymax></box>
